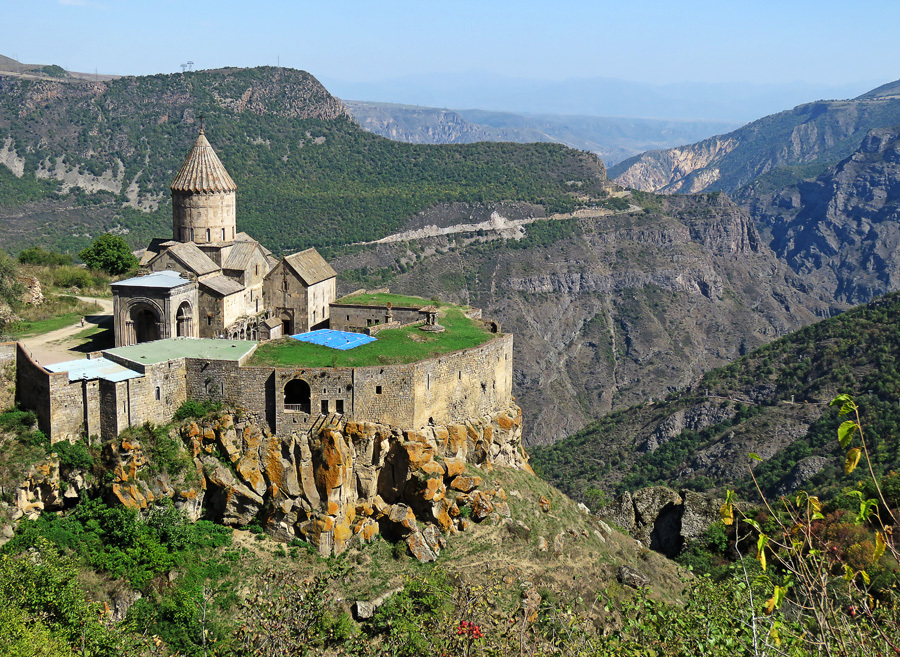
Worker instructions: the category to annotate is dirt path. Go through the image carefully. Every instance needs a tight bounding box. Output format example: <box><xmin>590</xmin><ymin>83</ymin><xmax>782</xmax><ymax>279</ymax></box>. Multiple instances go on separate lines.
<box><xmin>21</xmin><ymin>296</ymin><xmax>114</xmax><ymax>366</ymax></box>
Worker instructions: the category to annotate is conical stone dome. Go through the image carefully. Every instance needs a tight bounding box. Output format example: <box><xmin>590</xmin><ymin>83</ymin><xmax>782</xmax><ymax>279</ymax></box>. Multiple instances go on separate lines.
<box><xmin>170</xmin><ymin>130</ymin><xmax>237</xmax><ymax>193</ymax></box>
<box><xmin>171</xmin><ymin>130</ymin><xmax>237</xmax><ymax>243</ymax></box>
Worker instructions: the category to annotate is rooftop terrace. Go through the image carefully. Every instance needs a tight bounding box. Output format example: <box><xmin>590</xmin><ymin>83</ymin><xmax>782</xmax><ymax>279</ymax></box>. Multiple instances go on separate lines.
<box><xmin>104</xmin><ymin>338</ymin><xmax>257</xmax><ymax>366</ymax></box>
<box><xmin>249</xmin><ymin>307</ymin><xmax>494</xmax><ymax>368</ymax></box>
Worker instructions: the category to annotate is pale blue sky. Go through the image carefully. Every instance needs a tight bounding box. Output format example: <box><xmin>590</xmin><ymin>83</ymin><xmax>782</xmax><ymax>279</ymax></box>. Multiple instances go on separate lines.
<box><xmin>2</xmin><ymin>1</ymin><xmax>896</xmax><ymax>93</ymax></box>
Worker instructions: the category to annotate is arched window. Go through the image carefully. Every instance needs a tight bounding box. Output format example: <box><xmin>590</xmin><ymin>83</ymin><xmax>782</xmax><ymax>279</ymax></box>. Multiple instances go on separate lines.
<box><xmin>206</xmin><ymin>228</ymin><xmax>211</xmax><ymax>242</ymax></box>
<box><xmin>176</xmin><ymin>301</ymin><xmax>193</xmax><ymax>337</ymax></box>
<box><xmin>284</xmin><ymin>379</ymin><xmax>311</xmax><ymax>413</ymax></box>
<box><xmin>155</xmin><ymin>387</ymin><xmax>161</xmax><ymax>400</ymax></box>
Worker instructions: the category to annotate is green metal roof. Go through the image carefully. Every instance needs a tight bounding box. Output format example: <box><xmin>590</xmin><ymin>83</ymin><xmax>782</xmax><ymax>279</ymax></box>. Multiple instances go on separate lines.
<box><xmin>104</xmin><ymin>338</ymin><xmax>257</xmax><ymax>365</ymax></box>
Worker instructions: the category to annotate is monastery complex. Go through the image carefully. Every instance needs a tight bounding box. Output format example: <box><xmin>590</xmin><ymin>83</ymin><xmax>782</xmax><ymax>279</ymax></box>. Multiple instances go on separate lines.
<box><xmin>7</xmin><ymin>130</ymin><xmax>516</xmax><ymax>447</ymax></box>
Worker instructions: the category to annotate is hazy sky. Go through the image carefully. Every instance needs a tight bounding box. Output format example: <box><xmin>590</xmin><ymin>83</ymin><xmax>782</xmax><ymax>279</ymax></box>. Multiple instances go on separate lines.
<box><xmin>3</xmin><ymin>0</ymin><xmax>896</xmax><ymax>88</ymax></box>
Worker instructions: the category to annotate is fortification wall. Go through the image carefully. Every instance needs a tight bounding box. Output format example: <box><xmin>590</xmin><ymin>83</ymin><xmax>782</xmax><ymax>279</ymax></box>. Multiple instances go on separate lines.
<box><xmin>181</xmin><ymin>333</ymin><xmax>513</xmax><ymax>435</ymax></box>
<box><xmin>410</xmin><ymin>333</ymin><xmax>513</xmax><ymax>428</ymax></box>
<box><xmin>15</xmin><ymin>344</ymin><xmax>54</xmax><ymax>437</ymax></box>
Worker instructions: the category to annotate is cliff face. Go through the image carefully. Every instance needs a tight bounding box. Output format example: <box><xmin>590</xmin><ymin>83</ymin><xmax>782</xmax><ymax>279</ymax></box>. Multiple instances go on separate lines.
<box><xmin>753</xmin><ymin>126</ymin><xmax>900</xmax><ymax>305</ymax></box>
<box><xmin>6</xmin><ymin>407</ymin><xmax>530</xmax><ymax>559</ymax></box>
<box><xmin>609</xmin><ymin>88</ymin><xmax>900</xmax><ymax>195</ymax></box>
<box><xmin>332</xmin><ymin>194</ymin><xmax>831</xmax><ymax>445</ymax></box>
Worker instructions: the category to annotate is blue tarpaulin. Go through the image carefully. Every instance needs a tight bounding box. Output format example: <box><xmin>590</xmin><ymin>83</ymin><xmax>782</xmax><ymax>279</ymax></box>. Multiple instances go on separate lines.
<box><xmin>290</xmin><ymin>329</ymin><xmax>376</xmax><ymax>351</ymax></box>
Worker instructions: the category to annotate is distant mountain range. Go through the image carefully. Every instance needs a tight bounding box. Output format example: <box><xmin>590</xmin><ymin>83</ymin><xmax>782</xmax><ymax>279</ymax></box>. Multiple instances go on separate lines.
<box><xmin>343</xmin><ymin>101</ymin><xmax>738</xmax><ymax>166</ymax></box>
<box><xmin>325</xmin><ymin>72</ymin><xmax>875</xmax><ymax>123</ymax></box>
<box><xmin>609</xmin><ymin>78</ymin><xmax>900</xmax><ymax>195</ymax></box>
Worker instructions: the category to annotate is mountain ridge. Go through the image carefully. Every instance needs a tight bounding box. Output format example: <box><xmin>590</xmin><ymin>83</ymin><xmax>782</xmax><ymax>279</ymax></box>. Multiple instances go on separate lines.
<box><xmin>609</xmin><ymin>79</ymin><xmax>900</xmax><ymax>195</ymax></box>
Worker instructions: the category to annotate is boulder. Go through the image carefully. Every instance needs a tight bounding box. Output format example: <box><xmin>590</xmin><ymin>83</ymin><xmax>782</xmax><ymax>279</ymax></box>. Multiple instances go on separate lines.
<box><xmin>407</xmin><ymin>530</ymin><xmax>438</xmax><ymax>563</ymax></box>
<box><xmin>618</xmin><ymin>565</ymin><xmax>650</xmax><ymax>589</ymax></box>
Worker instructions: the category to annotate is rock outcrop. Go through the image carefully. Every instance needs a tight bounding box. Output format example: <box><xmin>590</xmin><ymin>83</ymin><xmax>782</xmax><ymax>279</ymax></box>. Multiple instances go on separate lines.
<box><xmin>598</xmin><ymin>486</ymin><xmax>724</xmax><ymax>557</ymax></box>
<box><xmin>94</xmin><ymin>406</ymin><xmax>530</xmax><ymax>558</ymax></box>
<box><xmin>609</xmin><ymin>90</ymin><xmax>900</xmax><ymax>195</ymax></box>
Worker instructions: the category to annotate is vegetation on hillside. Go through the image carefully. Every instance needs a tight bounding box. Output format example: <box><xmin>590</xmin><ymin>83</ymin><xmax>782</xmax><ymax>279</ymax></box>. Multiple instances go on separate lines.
<box><xmin>0</xmin><ymin>67</ymin><xmax>606</xmax><ymax>256</ymax></box>
<box><xmin>530</xmin><ymin>291</ymin><xmax>900</xmax><ymax>503</ymax></box>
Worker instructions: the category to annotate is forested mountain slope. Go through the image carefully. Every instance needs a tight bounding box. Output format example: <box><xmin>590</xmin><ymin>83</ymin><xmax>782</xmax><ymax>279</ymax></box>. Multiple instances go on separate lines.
<box><xmin>0</xmin><ymin>66</ymin><xmax>605</xmax><ymax>255</ymax></box>
<box><xmin>530</xmin><ymin>290</ymin><xmax>900</xmax><ymax>502</ymax></box>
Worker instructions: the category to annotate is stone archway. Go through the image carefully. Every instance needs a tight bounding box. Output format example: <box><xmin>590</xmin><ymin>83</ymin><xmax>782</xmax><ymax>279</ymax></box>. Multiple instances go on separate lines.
<box><xmin>284</xmin><ymin>379</ymin><xmax>311</xmax><ymax>413</ymax></box>
<box><xmin>176</xmin><ymin>301</ymin><xmax>193</xmax><ymax>337</ymax></box>
<box><xmin>130</xmin><ymin>303</ymin><xmax>161</xmax><ymax>344</ymax></box>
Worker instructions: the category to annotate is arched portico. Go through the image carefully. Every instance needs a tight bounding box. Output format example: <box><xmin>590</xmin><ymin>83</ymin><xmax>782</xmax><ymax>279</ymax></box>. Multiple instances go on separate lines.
<box><xmin>129</xmin><ymin>302</ymin><xmax>162</xmax><ymax>344</ymax></box>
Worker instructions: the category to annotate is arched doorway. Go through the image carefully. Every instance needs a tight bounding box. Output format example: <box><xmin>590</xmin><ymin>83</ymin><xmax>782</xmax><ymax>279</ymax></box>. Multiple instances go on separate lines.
<box><xmin>280</xmin><ymin>310</ymin><xmax>293</xmax><ymax>336</ymax></box>
<box><xmin>176</xmin><ymin>301</ymin><xmax>193</xmax><ymax>337</ymax></box>
<box><xmin>130</xmin><ymin>303</ymin><xmax>161</xmax><ymax>344</ymax></box>
<box><xmin>284</xmin><ymin>379</ymin><xmax>311</xmax><ymax>413</ymax></box>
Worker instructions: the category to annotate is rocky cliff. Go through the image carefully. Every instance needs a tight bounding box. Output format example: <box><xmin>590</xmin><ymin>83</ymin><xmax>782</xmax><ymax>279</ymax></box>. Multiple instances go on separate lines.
<box><xmin>609</xmin><ymin>82</ymin><xmax>900</xmax><ymax>195</ymax></box>
<box><xmin>332</xmin><ymin>193</ymin><xmax>831</xmax><ymax>444</ymax></box>
<box><xmin>6</xmin><ymin>406</ymin><xmax>531</xmax><ymax>560</ymax></box>
<box><xmin>752</xmin><ymin>126</ymin><xmax>900</xmax><ymax>305</ymax></box>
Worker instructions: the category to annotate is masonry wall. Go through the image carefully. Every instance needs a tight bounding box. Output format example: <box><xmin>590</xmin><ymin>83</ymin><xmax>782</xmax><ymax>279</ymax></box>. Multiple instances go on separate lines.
<box><xmin>198</xmin><ymin>293</ymin><xmax>224</xmax><ymax>337</ymax></box>
<box><xmin>263</xmin><ymin>260</ymin><xmax>307</xmax><ymax>334</ymax></box>
<box><xmin>272</xmin><ymin>367</ymin><xmax>355</xmax><ymax>435</ymax></box>
<box><xmin>410</xmin><ymin>333</ymin><xmax>513</xmax><ymax>427</ymax></box>
<box><xmin>16</xmin><ymin>343</ymin><xmax>53</xmax><ymax>438</ymax></box>
<box><xmin>329</xmin><ymin>304</ymin><xmax>422</xmax><ymax>333</ymax></box>
<box><xmin>113</xmin><ymin>282</ymin><xmax>197</xmax><ymax>347</ymax></box>
<box><xmin>96</xmin><ymin>360</ymin><xmax>188</xmax><ymax>439</ymax></box>
<box><xmin>172</xmin><ymin>190</ymin><xmax>236</xmax><ymax>244</ymax></box>
<box><xmin>306</xmin><ymin>278</ymin><xmax>335</xmax><ymax>329</ymax></box>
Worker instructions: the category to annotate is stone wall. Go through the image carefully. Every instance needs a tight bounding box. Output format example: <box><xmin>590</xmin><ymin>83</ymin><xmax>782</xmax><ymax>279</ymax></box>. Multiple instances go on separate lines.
<box><xmin>329</xmin><ymin>304</ymin><xmax>422</xmax><ymax>333</ymax></box>
<box><xmin>113</xmin><ymin>280</ymin><xmax>197</xmax><ymax>347</ymax></box>
<box><xmin>198</xmin><ymin>291</ymin><xmax>224</xmax><ymax>337</ymax></box>
<box><xmin>15</xmin><ymin>343</ymin><xmax>91</xmax><ymax>444</ymax></box>
<box><xmin>0</xmin><ymin>342</ymin><xmax>15</xmax><ymax>409</ymax></box>
<box><xmin>172</xmin><ymin>190</ymin><xmax>236</xmax><ymax>244</ymax></box>
<box><xmin>410</xmin><ymin>333</ymin><xmax>513</xmax><ymax>428</ymax></box>
<box><xmin>307</xmin><ymin>278</ymin><xmax>335</xmax><ymax>329</ymax></box>
<box><xmin>178</xmin><ymin>333</ymin><xmax>512</xmax><ymax>435</ymax></box>
<box><xmin>264</xmin><ymin>260</ymin><xmax>307</xmax><ymax>335</ymax></box>
<box><xmin>18</xmin><ymin>331</ymin><xmax>513</xmax><ymax>447</ymax></box>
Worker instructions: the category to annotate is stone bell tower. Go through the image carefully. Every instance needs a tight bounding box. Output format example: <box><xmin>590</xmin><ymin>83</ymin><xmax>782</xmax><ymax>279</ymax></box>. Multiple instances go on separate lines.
<box><xmin>170</xmin><ymin>128</ymin><xmax>237</xmax><ymax>244</ymax></box>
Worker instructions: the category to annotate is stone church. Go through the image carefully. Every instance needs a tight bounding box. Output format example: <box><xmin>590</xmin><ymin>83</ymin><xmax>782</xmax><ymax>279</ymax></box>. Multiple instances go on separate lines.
<box><xmin>111</xmin><ymin>129</ymin><xmax>336</xmax><ymax>347</ymax></box>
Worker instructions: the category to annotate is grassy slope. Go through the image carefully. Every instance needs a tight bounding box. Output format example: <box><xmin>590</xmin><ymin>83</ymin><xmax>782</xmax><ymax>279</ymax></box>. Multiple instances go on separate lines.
<box><xmin>530</xmin><ymin>291</ymin><xmax>900</xmax><ymax>502</ymax></box>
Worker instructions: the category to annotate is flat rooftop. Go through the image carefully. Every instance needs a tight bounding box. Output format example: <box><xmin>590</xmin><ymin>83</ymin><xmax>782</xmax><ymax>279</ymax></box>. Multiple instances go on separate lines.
<box><xmin>111</xmin><ymin>270</ymin><xmax>192</xmax><ymax>289</ymax></box>
<box><xmin>46</xmin><ymin>356</ymin><xmax>143</xmax><ymax>383</ymax></box>
<box><xmin>104</xmin><ymin>338</ymin><xmax>257</xmax><ymax>366</ymax></box>
<box><xmin>249</xmin><ymin>307</ymin><xmax>494</xmax><ymax>368</ymax></box>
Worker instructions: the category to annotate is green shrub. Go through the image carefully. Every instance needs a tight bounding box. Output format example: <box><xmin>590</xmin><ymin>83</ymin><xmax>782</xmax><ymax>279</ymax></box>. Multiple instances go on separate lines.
<box><xmin>17</xmin><ymin>247</ymin><xmax>73</xmax><ymax>267</ymax></box>
<box><xmin>51</xmin><ymin>440</ymin><xmax>94</xmax><ymax>470</ymax></box>
<box><xmin>50</xmin><ymin>267</ymin><xmax>96</xmax><ymax>289</ymax></box>
<box><xmin>173</xmin><ymin>399</ymin><xmax>223</xmax><ymax>422</ymax></box>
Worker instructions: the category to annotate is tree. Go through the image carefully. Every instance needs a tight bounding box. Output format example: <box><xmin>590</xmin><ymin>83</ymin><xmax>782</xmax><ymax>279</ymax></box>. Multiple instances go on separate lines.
<box><xmin>78</xmin><ymin>234</ymin><xmax>138</xmax><ymax>275</ymax></box>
